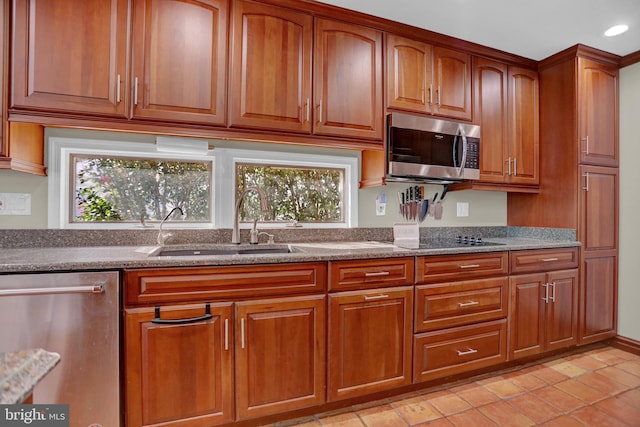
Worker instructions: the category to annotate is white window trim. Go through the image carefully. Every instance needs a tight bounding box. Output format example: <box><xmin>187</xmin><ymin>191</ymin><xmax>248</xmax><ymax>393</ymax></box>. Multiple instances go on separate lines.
<box><xmin>48</xmin><ymin>136</ymin><xmax>358</xmax><ymax>230</ymax></box>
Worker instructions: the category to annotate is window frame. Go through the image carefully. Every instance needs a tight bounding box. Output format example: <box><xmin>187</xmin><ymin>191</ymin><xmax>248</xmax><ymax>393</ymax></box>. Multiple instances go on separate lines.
<box><xmin>48</xmin><ymin>136</ymin><xmax>358</xmax><ymax>230</ymax></box>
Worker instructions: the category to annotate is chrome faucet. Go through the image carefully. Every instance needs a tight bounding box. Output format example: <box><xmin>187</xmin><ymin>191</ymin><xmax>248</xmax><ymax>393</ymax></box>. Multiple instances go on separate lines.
<box><xmin>157</xmin><ymin>207</ymin><xmax>184</xmax><ymax>246</ymax></box>
<box><xmin>232</xmin><ymin>187</ymin><xmax>268</xmax><ymax>244</ymax></box>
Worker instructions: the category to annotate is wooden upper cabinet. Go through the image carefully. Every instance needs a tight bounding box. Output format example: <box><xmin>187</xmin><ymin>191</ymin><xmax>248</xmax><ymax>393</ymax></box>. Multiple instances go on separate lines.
<box><xmin>508</xmin><ymin>66</ymin><xmax>539</xmax><ymax>186</ymax></box>
<box><xmin>474</xmin><ymin>58</ymin><xmax>509</xmax><ymax>183</ymax></box>
<box><xmin>314</xmin><ymin>18</ymin><xmax>383</xmax><ymax>140</ymax></box>
<box><xmin>580</xmin><ymin>165</ymin><xmax>618</xmax><ymax>252</ymax></box>
<box><xmin>131</xmin><ymin>0</ymin><xmax>227</xmax><ymax>125</ymax></box>
<box><xmin>433</xmin><ymin>47</ymin><xmax>472</xmax><ymax>121</ymax></box>
<box><xmin>229</xmin><ymin>0</ymin><xmax>312</xmax><ymax>132</ymax></box>
<box><xmin>11</xmin><ymin>0</ymin><xmax>129</xmax><ymax>116</ymax></box>
<box><xmin>386</xmin><ymin>35</ymin><xmax>471</xmax><ymax>121</ymax></box>
<box><xmin>579</xmin><ymin>58</ymin><xmax>618</xmax><ymax>166</ymax></box>
<box><xmin>386</xmin><ymin>34</ymin><xmax>431</xmax><ymax>113</ymax></box>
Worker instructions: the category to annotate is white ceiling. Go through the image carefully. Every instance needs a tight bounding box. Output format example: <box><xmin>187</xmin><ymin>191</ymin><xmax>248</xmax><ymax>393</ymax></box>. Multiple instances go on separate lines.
<box><xmin>314</xmin><ymin>0</ymin><xmax>640</xmax><ymax>61</ymax></box>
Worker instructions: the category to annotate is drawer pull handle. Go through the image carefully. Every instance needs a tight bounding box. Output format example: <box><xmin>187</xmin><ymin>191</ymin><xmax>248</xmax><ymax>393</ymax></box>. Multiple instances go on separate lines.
<box><xmin>458</xmin><ymin>300</ymin><xmax>480</xmax><ymax>307</ymax></box>
<box><xmin>541</xmin><ymin>257</ymin><xmax>559</xmax><ymax>262</ymax></box>
<box><xmin>457</xmin><ymin>348</ymin><xmax>478</xmax><ymax>357</ymax></box>
<box><xmin>364</xmin><ymin>271</ymin><xmax>391</xmax><ymax>277</ymax></box>
<box><xmin>364</xmin><ymin>294</ymin><xmax>389</xmax><ymax>301</ymax></box>
<box><xmin>459</xmin><ymin>264</ymin><xmax>481</xmax><ymax>269</ymax></box>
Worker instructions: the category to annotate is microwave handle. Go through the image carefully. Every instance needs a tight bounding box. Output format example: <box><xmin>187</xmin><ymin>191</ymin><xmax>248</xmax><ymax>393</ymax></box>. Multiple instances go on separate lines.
<box><xmin>456</xmin><ymin>126</ymin><xmax>468</xmax><ymax>177</ymax></box>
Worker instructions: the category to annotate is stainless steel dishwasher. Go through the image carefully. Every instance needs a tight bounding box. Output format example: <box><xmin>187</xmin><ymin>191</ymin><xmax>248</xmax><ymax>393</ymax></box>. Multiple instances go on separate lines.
<box><xmin>0</xmin><ymin>271</ymin><xmax>120</xmax><ymax>427</ymax></box>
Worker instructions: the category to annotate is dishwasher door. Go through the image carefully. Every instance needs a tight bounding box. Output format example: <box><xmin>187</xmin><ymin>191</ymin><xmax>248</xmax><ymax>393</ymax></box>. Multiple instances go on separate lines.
<box><xmin>0</xmin><ymin>271</ymin><xmax>120</xmax><ymax>427</ymax></box>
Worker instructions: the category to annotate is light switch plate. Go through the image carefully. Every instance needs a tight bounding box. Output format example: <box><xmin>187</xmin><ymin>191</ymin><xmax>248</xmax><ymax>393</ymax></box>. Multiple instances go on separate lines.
<box><xmin>0</xmin><ymin>193</ymin><xmax>32</xmax><ymax>215</ymax></box>
<box><xmin>456</xmin><ymin>202</ymin><xmax>469</xmax><ymax>217</ymax></box>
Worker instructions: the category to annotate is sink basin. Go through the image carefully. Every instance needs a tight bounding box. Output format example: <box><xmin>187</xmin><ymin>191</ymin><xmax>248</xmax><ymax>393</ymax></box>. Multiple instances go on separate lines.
<box><xmin>151</xmin><ymin>245</ymin><xmax>291</xmax><ymax>257</ymax></box>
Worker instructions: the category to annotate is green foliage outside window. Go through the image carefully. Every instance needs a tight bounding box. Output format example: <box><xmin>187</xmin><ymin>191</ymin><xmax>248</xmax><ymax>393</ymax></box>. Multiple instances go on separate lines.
<box><xmin>74</xmin><ymin>156</ymin><xmax>211</xmax><ymax>222</ymax></box>
<box><xmin>236</xmin><ymin>163</ymin><xmax>343</xmax><ymax>223</ymax></box>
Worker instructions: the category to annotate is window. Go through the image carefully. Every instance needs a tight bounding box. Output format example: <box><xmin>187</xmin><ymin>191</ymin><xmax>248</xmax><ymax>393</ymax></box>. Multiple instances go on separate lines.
<box><xmin>73</xmin><ymin>155</ymin><xmax>211</xmax><ymax>223</ymax></box>
<box><xmin>49</xmin><ymin>135</ymin><xmax>358</xmax><ymax>229</ymax></box>
<box><xmin>236</xmin><ymin>163</ymin><xmax>344</xmax><ymax>223</ymax></box>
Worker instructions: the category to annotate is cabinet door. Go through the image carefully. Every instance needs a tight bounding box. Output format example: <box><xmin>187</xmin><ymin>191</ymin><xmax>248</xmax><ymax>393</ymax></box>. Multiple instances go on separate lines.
<box><xmin>328</xmin><ymin>286</ymin><xmax>413</xmax><ymax>401</ymax></box>
<box><xmin>131</xmin><ymin>0</ymin><xmax>227</xmax><ymax>125</ymax></box>
<box><xmin>386</xmin><ymin>34</ymin><xmax>431</xmax><ymax>114</ymax></box>
<box><xmin>508</xmin><ymin>67</ymin><xmax>539</xmax><ymax>185</ymax></box>
<box><xmin>509</xmin><ymin>274</ymin><xmax>545</xmax><ymax>360</ymax></box>
<box><xmin>229</xmin><ymin>0</ymin><xmax>312</xmax><ymax>132</ymax></box>
<box><xmin>235</xmin><ymin>295</ymin><xmax>325</xmax><ymax>420</ymax></box>
<box><xmin>125</xmin><ymin>303</ymin><xmax>233</xmax><ymax>427</ymax></box>
<box><xmin>474</xmin><ymin>58</ymin><xmax>509</xmax><ymax>183</ymax></box>
<box><xmin>11</xmin><ymin>0</ymin><xmax>128</xmax><ymax>116</ymax></box>
<box><xmin>545</xmin><ymin>269</ymin><xmax>579</xmax><ymax>351</ymax></box>
<box><xmin>580</xmin><ymin>165</ymin><xmax>618</xmax><ymax>251</ymax></box>
<box><xmin>433</xmin><ymin>47</ymin><xmax>472</xmax><ymax>121</ymax></box>
<box><xmin>579</xmin><ymin>58</ymin><xmax>618</xmax><ymax>167</ymax></box>
<box><xmin>580</xmin><ymin>252</ymin><xmax>618</xmax><ymax>344</ymax></box>
<box><xmin>314</xmin><ymin>18</ymin><xmax>383</xmax><ymax>140</ymax></box>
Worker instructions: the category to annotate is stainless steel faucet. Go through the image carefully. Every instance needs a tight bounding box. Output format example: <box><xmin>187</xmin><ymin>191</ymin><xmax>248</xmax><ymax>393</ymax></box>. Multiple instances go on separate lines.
<box><xmin>157</xmin><ymin>207</ymin><xmax>184</xmax><ymax>246</ymax></box>
<box><xmin>232</xmin><ymin>187</ymin><xmax>268</xmax><ymax>244</ymax></box>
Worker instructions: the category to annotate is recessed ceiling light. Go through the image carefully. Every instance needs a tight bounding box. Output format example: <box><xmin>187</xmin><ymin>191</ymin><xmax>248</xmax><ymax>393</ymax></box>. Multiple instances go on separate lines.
<box><xmin>604</xmin><ymin>24</ymin><xmax>629</xmax><ymax>37</ymax></box>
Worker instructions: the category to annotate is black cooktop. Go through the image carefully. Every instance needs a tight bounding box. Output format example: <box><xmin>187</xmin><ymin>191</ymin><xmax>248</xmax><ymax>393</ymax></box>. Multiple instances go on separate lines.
<box><xmin>410</xmin><ymin>236</ymin><xmax>505</xmax><ymax>249</ymax></box>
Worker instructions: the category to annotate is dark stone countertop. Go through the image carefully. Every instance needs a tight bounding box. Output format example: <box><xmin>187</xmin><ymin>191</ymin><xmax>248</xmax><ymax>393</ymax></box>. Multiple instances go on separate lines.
<box><xmin>0</xmin><ymin>237</ymin><xmax>580</xmax><ymax>273</ymax></box>
<box><xmin>0</xmin><ymin>349</ymin><xmax>60</xmax><ymax>404</ymax></box>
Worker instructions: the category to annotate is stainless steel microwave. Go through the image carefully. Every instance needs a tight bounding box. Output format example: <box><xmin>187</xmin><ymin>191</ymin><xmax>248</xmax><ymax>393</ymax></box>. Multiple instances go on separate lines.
<box><xmin>386</xmin><ymin>113</ymin><xmax>480</xmax><ymax>183</ymax></box>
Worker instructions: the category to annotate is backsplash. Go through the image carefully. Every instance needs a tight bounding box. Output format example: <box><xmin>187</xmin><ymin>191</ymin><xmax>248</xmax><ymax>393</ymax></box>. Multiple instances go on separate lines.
<box><xmin>0</xmin><ymin>227</ymin><xmax>575</xmax><ymax>249</ymax></box>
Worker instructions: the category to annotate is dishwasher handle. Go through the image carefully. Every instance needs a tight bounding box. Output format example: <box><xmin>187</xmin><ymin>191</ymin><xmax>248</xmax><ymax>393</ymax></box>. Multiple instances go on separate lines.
<box><xmin>0</xmin><ymin>284</ymin><xmax>105</xmax><ymax>297</ymax></box>
<box><xmin>152</xmin><ymin>303</ymin><xmax>213</xmax><ymax>325</ymax></box>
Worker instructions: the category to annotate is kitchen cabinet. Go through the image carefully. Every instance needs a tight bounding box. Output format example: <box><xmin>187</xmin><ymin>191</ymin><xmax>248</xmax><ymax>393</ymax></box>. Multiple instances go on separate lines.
<box><xmin>508</xmin><ymin>46</ymin><xmax>619</xmax><ymax>347</ymax></box>
<box><xmin>509</xmin><ymin>248</ymin><xmax>579</xmax><ymax>359</ymax></box>
<box><xmin>229</xmin><ymin>0</ymin><xmax>312</xmax><ymax>132</ymax></box>
<box><xmin>471</xmin><ymin>59</ymin><xmax>539</xmax><ymax>189</ymax></box>
<box><xmin>579</xmin><ymin>58</ymin><xmax>618</xmax><ymax>166</ymax></box>
<box><xmin>314</xmin><ymin>18</ymin><xmax>383</xmax><ymax>140</ymax></box>
<box><xmin>413</xmin><ymin>253</ymin><xmax>508</xmax><ymax>382</ymax></box>
<box><xmin>328</xmin><ymin>286</ymin><xmax>413</xmax><ymax>401</ymax></box>
<box><xmin>579</xmin><ymin>165</ymin><xmax>618</xmax><ymax>344</ymax></box>
<box><xmin>386</xmin><ymin>34</ymin><xmax>471</xmax><ymax>121</ymax></box>
<box><xmin>124</xmin><ymin>263</ymin><xmax>327</xmax><ymax>425</ymax></box>
<box><xmin>125</xmin><ymin>302</ymin><xmax>234</xmax><ymax>427</ymax></box>
<box><xmin>131</xmin><ymin>0</ymin><xmax>228</xmax><ymax>125</ymax></box>
<box><xmin>11</xmin><ymin>0</ymin><xmax>129</xmax><ymax>117</ymax></box>
<box><xmin>235</xmin><ymin>295</ymin><xmax>325</xmax><ymax>420</ymax></box>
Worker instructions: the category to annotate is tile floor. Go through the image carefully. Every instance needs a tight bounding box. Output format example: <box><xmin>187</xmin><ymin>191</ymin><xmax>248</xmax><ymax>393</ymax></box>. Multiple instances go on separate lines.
<box><xmin>280</xmin><ymin>346</ymin><xmax>640</xmax><ymax>426</ymax></box>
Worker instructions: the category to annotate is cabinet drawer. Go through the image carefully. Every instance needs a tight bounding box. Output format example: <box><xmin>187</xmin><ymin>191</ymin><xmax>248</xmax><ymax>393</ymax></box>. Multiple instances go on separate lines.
<box><xmin>329</xmin><ymin>257</ymin><xmax>414</xmax><ymax>291</ymax></box>
<box><xmin>416</xmin><ymin>252</ymin><xmax>508</xmax><ymax>283</ymax></box>
<box><xmin>413</xmin><ymin>320</ymin><xmax>507</xmax><ymax>383</ymax></box>
<box><xmin>415</xmin><ymin>277</ymin><xmax>508</xmax><ymax>332</ymax></box>
<box><xmin>124</xmin><ymin>262</ymin><xmax>327</xmax><ymax>306</ymax></box>
<box><xmin>510</xmin><ymin>247</ymin><xmax>579</xmax><ymax>274</ymax></box>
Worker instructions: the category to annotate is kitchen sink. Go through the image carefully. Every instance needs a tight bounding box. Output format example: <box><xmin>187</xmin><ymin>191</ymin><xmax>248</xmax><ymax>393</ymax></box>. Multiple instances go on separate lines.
<box><xmin>150</xmin><ymin>245</ymin><xmax>292</xmax><ymax>257</ymax></box>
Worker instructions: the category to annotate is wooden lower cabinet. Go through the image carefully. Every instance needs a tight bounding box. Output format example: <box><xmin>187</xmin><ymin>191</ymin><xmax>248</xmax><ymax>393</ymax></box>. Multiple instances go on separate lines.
<box><xmin>328</xmin><ymin>286</ymin><xmax>413</xmax><ymax>401</ymax></box>
<box><xmin>509</xmin><ymin>269</ymin><xmax>579</xmax><ymax>360</ymax></box>
<box><xmin>580</xmin><ymin>252</ymin><xmax>618</xmax><ymax>344</ymax></box>
<box><xmin>413</xmin><ymin>320</ymin><xmax>507</xmax><ymax>382</ymax></box>
<box><xmin>235</xmin><ymin>295</ymin><xmax>325</xmax><ymax>420</ymax></box>
<box><xmin>125</xmin><ymin>302</ymin><xmax>234</xmax><ymax>427</ymax></box>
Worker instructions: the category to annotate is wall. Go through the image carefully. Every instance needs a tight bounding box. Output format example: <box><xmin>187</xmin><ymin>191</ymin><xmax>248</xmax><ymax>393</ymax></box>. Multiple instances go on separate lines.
<box><xmin>618</xmin><ymin>61</ymin><xmax>640</xmax><ymax>341</ymax></box>
<box><xmin>0</xmin><ymin>128</ymin><xmax>507</xmax><ymax>229</ymax></box>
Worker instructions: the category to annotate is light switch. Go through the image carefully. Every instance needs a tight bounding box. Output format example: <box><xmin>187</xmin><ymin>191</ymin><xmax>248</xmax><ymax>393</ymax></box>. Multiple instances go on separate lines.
<box><xmin>456</xmin><ymin>202</ymin><xmax>469</xmax><ymax>217</ymax></box>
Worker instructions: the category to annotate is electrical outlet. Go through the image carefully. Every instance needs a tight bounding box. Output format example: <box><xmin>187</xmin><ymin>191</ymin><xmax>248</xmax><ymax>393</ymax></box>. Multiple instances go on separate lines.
<box><xmin>456</xmin><ymin>202</ymin><xmax>469</xmax><ymax>217</ymax></box>
<box><xmin>0</xmin><ymin>193</ymin><xmax>31</xmax><ymax>215</ymax></box>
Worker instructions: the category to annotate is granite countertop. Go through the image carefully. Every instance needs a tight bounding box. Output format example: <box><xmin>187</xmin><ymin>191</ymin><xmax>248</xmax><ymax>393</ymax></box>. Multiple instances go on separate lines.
<box><xmin>0</xmin><ymin>237</ymin><xmax>580</xmax><ymax>273</ymax></box>
<box><xmin>0</xmin><ymin>349</ymin><xmax>60</xmax><ymax>404</ymax></box>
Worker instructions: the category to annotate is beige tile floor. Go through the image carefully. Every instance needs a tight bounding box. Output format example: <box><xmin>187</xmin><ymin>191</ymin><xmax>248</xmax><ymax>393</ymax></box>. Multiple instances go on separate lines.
<box><xmin>278</xmin><ymin>346</ymin><xmax>640</xmax><ymax>426</ymax></box>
